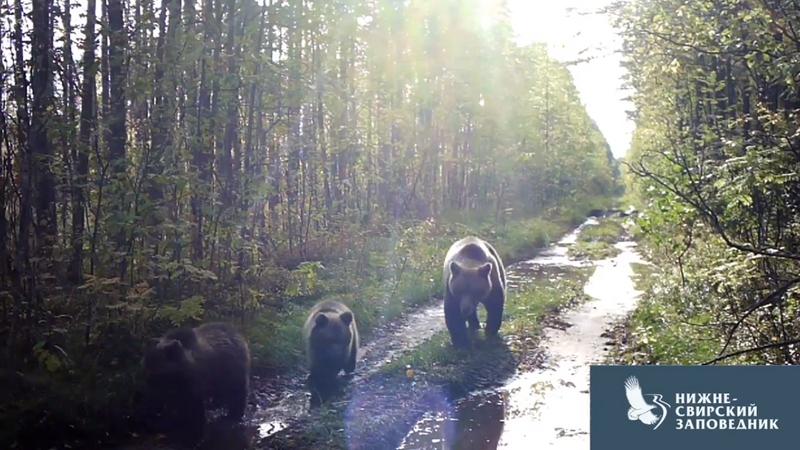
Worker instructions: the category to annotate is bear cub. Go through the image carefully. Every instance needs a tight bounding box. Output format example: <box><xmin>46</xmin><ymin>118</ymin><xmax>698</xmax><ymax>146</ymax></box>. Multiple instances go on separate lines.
<box><xmin>443</xmin><ymin>236</ymin><xmax>506</xmax><ymax>348</ymax></box>
<box><xmin>142</xmin><ymin>322</ymin><xmax>250</xmax><ymax>443</ymax></box>
<box><xmin>303</xmin><ymin>300</ymin><xmax>359</xmax><ymax>386</ymax></box>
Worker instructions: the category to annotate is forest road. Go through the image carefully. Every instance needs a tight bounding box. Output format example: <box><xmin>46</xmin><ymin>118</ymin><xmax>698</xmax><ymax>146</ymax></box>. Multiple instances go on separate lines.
<box><xmin>248</xmin><ymin>217</ymin><xmax>603</xmax><ymax>444</ymax></box>
<box><xmin>399</xmin><ymin>238</ymin><xmax>645</xmax><ymax>449</ymax></box>
<box><xmin>120</xmin><ymin>216</ymin><xmax>634</xmax><ymax>450</ymax></box>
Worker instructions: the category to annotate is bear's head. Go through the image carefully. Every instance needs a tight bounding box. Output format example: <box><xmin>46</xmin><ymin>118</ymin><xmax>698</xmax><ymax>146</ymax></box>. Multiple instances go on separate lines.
<box><xmin>141</xmin><ymin>338</ymin><xmax>196</xmax><ymax>428</ymax></box>
<box><xmin>449</xmin><ymin>261</ymin><xmax>493</xmax><ymax>318</ymax></box>
<box><xmin>144</xmin><ymin>337</ymin><xmax>193</xmax><ymax>382</ymax></box>
<box><xmin>309</xmin><ymin>311</ymin><xmax>354</xmax><ymax>366</ymax></box>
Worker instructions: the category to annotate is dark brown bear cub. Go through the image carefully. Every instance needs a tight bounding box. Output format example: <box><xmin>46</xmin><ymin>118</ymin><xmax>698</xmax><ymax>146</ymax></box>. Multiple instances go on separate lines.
<box><xmin>303</xmin><ymin>300</ymin><xmax>359</xmax><ymax>386</ymax></box>
<box><xmin>142</xmin><ymin>322</ymin><xmax>250</xmax><ymax>443</ymax></box>
<box><xmin>443</xmin><ymin>237</ymin><xmax>506</xmax><ymax>348</ymax></box>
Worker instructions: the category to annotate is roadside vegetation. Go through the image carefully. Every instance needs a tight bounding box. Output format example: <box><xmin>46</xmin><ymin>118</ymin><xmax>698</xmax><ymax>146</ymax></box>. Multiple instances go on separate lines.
<box><xmin>609</xmin><ymin>262</ymin><xmax>721</xmax><ymax>365</ymax></box>
<box><xmin>611</xmin><ymin>0</ymin><xmax>800</xmax><ymax>365</ymax></box>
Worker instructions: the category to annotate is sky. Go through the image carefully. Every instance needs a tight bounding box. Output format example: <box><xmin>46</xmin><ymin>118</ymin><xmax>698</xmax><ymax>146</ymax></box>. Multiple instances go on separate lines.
<box><xmin>506</xmin><ymin>0</ymin><xmax>635</xmax><ymax>158</ymax></box>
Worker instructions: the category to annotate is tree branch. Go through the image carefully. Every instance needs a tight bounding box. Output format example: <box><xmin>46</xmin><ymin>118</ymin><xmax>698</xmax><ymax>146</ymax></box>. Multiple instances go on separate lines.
<box><xmin>703</xmin><ymin>337</ymin><xmax>800</xmax><ymax>365</ymax></box>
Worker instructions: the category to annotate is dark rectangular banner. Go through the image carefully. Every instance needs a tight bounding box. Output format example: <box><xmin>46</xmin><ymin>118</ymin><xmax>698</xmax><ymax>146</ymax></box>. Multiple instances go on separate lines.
<box><xmin>591</xmin><ymin>365</ymin><xmax>800</xmax><ymax>450</ymax></box>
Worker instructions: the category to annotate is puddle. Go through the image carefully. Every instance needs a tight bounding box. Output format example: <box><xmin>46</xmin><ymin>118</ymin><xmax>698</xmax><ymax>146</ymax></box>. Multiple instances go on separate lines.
<box><xmin>399</xmin><ymin>239</ymin><xmax>644</xmax><ymax>450</ymax></box>
<box><xmin>400</xmin><ymin>394</ymin><xmax>506</xmax><ymax>450</ymax></box>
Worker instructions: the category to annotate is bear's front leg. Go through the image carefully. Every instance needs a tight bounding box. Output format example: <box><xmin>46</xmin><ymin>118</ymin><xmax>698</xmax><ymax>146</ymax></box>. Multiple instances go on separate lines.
<box><xmin>445</xmin><ymin>298</ymin><xmax>470</xmax><ymax>348</ymax></box>
<box><xmin>225</xmin><ymin>379</ymin><xmax>248</xmax><ymax>420</ymax></box>
<box><xmin>484</xmin><ymin>290</ymin><xmax>505</xmax><ymax>336</ymax></box>
<box><xmin>345</xmin><ymin>341</ymin><xmax>357</xmax><ymax>374</ymax></box>
<box><xmin>171</xmin><ymin>393</ymin><xmax>206</xmax><ymax>446</ymax></box>
<box><xmin>467</xmin><ymin>310</ymin><xmax>480</xmax><ymax>332</ymax></box>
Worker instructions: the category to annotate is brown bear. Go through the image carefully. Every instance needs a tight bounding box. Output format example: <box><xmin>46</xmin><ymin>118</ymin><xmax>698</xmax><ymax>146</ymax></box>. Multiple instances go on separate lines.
<box><xmin>443</xmin><ymin>237</ymin><xmax>506</xmax><ymax>348</ymax></box>
<box><xmin>142</xmin><ymin>322</ymin><xmax>250</xmax><ymax>444</ymax></box>
<box><xmin>303</xmin><ymin>300</ymin><xmax>359</xmax><ymax>386</ymax></box>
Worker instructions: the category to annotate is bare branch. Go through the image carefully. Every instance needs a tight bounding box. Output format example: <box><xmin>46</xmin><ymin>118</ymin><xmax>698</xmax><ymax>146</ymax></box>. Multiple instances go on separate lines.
<box><xmin>703</xmin><ymin>337</ymin><xmax>800</xmax><ymax>365</ymax></box>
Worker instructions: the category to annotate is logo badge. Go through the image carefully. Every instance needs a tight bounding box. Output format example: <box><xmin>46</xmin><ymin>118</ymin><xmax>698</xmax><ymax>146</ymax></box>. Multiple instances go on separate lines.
<box><xmin>625</xmin><ymin>376</ymin><xmax>671</xmax><ymax>430</ymax></box>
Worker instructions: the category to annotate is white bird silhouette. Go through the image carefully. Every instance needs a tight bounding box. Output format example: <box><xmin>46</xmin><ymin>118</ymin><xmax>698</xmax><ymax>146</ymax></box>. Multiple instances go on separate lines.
<box><xmin>624</xmin><ymin>376</ymin><xmax>670</xmax><ymax>429</ymax></box>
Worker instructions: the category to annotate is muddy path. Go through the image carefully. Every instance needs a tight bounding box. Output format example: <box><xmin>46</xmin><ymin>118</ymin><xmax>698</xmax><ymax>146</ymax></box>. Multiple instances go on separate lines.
<box><xmin>399</xmin><ymin>238</ymin><xmax>644</xmax><ymax>449</ymax></box>
<box><xmin>248</xmin><ymin>297</ymin><xmax>449</xmax><ymax>439</ymax></box>
<box><xmin>119</xmin><ymin>217</ymin><xmax>609</xmax><ymax>450</ymax></box>
<box><xmin>247</xmin><ymin>218</ymin><xmax>601</xmax><ymax>444</ymax></box>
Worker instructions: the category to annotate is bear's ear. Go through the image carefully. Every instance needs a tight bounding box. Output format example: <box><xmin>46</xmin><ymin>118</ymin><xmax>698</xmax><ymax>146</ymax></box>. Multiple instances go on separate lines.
<box><xmin>450</xmin><ymin>261</ymin><xmax>462</xmax><ymax>276</ymax></box>
<box><xmin>478</xmin><ymin>263</ymin><xmax>492</xmax><ymax>278</ymax></box>
<box><xmin>315</xmin><ymin>314</ymin><xmax>329</xmax><ymax>328</ymax></box>
<box><xmin>162</xmin><ymin>339</ymin><xmax>184</xmax><ymax>361</ymax></box>
<box><xmin>339</xmin><ymin>311</ymin><xmax>353</xmax><ymax>326</ymax></box>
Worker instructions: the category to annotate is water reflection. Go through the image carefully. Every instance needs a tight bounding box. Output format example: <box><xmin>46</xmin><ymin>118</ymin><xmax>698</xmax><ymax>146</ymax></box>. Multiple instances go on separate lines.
<box><xmin>256</xmin><ymin>419</ymin><xmax>288</xmax><ymax>439</ymax></box>
<box><xmin>400</xmin><ymin>393</ymin><xmax>506</xmax><ymax>450</ymax></box>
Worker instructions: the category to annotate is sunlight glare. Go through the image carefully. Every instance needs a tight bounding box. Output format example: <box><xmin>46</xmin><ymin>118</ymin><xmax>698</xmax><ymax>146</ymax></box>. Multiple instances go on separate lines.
<box><xmin>477</xmin><ymin>0</ymin><xmax>505</xmax><ymax>31</ymax></box>
<box><xmin>508</xmin><ymin>0</ymin><xmax>634</xmax><ymax>158</ymax></box>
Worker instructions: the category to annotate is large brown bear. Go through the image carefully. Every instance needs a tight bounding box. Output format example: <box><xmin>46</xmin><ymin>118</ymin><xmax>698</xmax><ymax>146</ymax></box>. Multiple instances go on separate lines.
<box><xmin>303</xmin><ymin>300</ymin><xmax>359</xmax><ymax>385</ymax></box>
<box><xmin>443</xmin><ymin>237</ymin><xmax>506</xmax><ymax>348</ymax></box>
<box><xmin>142</xmin><ymin>322</ymin><xmax>250</xmax><ymax>444</ymax></box>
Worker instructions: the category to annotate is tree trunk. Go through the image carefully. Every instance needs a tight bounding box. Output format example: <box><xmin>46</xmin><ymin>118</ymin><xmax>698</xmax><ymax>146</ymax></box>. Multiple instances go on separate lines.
<box><xmin>30</xmin><ymin>0</ymin><xmax>58</xmax><ymax>257</ymax></box>
<box><xmin>106</xmin><ymin>0</ymin><xmax>128</xmax><ymax>277</ymax></box>
<box><xmin>107</xmin><ymin>0</ymin><xmax>127</xmax><ymax>174</ymax></box>
<box><xmin>69</xmin><ymin>0</ymin><xmax>97</xmax><ymax>285</ymax></box>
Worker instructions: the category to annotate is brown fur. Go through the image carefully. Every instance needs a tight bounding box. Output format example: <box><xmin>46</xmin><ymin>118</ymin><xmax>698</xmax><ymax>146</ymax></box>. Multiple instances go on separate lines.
<box><xmin>142</xmin><ymin>322</ymin><xmax>250</xmax><ymax>443</ymax></box>
<box><xmin>303</xmin><ymin>301</ymin><xmax>359</xmax><ymax>384</ymax></box>
<box><xmin>443</xmin><ymin>237</ymin><xmax>506</xmax><ymax>348</ymax></box>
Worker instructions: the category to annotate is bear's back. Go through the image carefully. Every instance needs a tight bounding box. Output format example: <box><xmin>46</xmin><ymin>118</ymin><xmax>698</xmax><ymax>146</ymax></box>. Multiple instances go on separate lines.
<box><xmin>192</xmin><ymin>323</ymin><xmax>250</xmax><ymax>367</ymax></box>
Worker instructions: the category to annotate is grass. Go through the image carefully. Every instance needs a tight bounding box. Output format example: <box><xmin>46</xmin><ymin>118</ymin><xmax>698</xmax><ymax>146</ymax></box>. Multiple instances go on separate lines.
<box><xmin>265</xmin><ymin>267</ymin><xmax>592</xmax><ymax>449</ymax></box>
<box><xmin>246</xmin><ymin>208</ymin><xmax>592</xmax><ymax>374</ymax></box>
<box><xmin>579</xmin><ymin>217</ymin><xmax>626</xmax><ymax>243</ymax></box>
<box><xmin>609</xmin><ymin>262</ymin><xmax>721</xmax><ymax>365</ymax></box>
<box><xmin>384</xmin><ymin>268</ymin><xmax>591</xmax><ymax>384</ymax></box>
<box><xmin>568</xmin><ymin>241</ymin><xmax>620</xmax><ymax>260</ymax></box>
<box><xmin>495</xmin><ymin>217</ymin><xmax>567</xmax><ymax>263</ymax></box>
<box><xmin>567</xmin><ymin>216</ymin><xmax>626</xmax><ymax>260</ymax></box>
